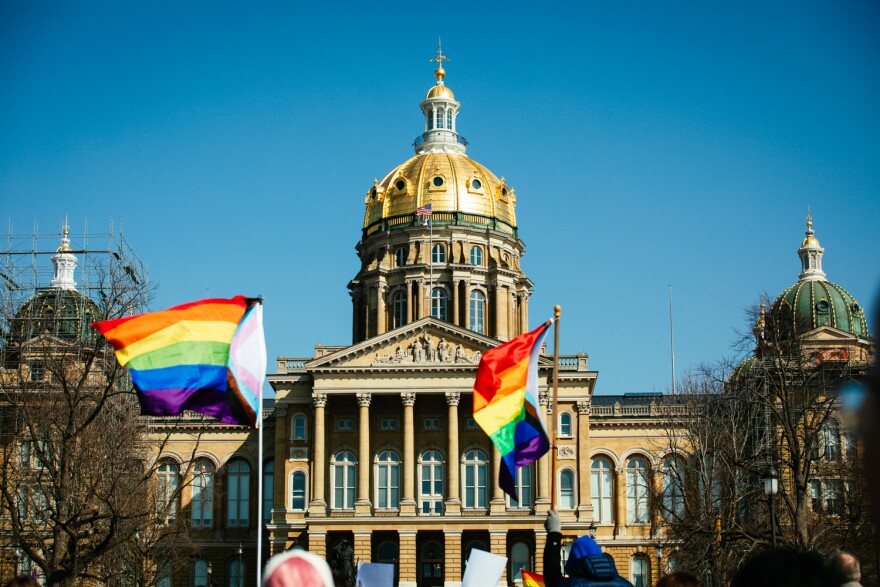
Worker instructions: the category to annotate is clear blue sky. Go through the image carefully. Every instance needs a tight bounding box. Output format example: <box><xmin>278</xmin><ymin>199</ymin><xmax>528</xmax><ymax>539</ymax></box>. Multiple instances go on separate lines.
<box><xmin>2</xmin><ymin>1</ymin><xmax>878</xmax><ymax>395</ymax></box>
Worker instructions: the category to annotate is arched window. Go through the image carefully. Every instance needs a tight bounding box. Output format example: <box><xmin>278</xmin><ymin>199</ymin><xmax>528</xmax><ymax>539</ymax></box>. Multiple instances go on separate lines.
<box><xmin>393</xmin><ymin>291</ymin><xmax>407</xmax><ymax>329</ymax></box>
<box><xmin>192</xmin><ymin>559</ymin><xmax>209</xmax><ymax>587</ymax></box>
<box><xmin>395</xmin><ymin>247</ymin><xmax>407</xmax><ymax>267</ymax></box>
<box><xmin>630</xmin><ymin>555</ymin><xmax>650</xmax><ymax>587</ymax></box>
<box><xmin>290</xmin><ymin>470</ymin><xmax>307</xmax><ymax>510</ymax></box>
<box><xmin>431</xmin><ymin>244</ymin><xmax>446</xmax><ymax>264</ymax></box>
<box><xmin>662</xmin><ymin>455</ymin><xmax>685</xmax><ymax>520</ymax></box>
<box><xmin>469</xmin><ymin>246</ymin><xmax>482</xmax><ymax>266</ymax></box>
<box><xmin>191</xmin><ymin>459</ymin><xmax>214</xmax><ymax>528</ymax></box>
<box><xmin>462</xmin><ymin>449</ymin><xmax>488</xmax><ymax>509</ymax></box>
<box><xmin>627</xmin><ymin>457</ymin><xmax>649</xmax><ymax>523</ymax></box>
<box><xmin>821</xmin><ymin>419</ymin><xmax>841</xmax><ymax>460</ymax></box>
<box><xmin>468</xmin><ymin>290</ymin><xmax>485</xmax><ymax>333</ymax></box>
<box><xmin>227</xmin><ymin>460</ymin><xmax>250</xmax><ymax>527</ymax></box>
<box><xmin>436</xmin><ymin>107</ymin><xmax>445</xmax><ymax>129</ymax></box>
<box><xmin>263</xmin><ymin>460</ymin><xmax>274</xmax><ymax>523</ymax></box>
<box><xmin>559</xmin><ymin>469</ymin><xmax>575</xmax><ymax>509</ymax></box>
<box><xmin>376</xmin><ymin>450</ymin><xmax>401</xmax><ymax>509</ymax></box>
<box><xmin>431</xmin><ymin>288</ymin><xmax>447</xmax><ymax>321</ymax></box>
<box><xmin>559</xmin><ymin>412</ymin><xmax>573</xmax><ymax>436</ymax></box>
<box><xmin>156</xmin><ymin>461</ymin><xmax>180</xmax><ymax>523</ymax></box>
<box><xmin>332</xmin><ymin>450</ymin><xmax>357</xmax><ymax>509</ymax></box>
<box><xmin>591</xmin><ymin>458</ymin><xmax>613</xmax><ymax>522</ymax></box>
<box><xmin>228</xmin><ymin>559</ymin><xmax>245</xmax><ymax>587</ymax></box>
<box><xmin>291</xmin><ymin>414</ymin><xmax>307</xmax><ymax>440</ymax></box>
<box><xmin>421</xmin><ymin>541</ymin><xmax>444</xmax><ymax>582</ymax></box>
<box><xmin>510</xmin><ymin>542</ymin><xmax>531</xmax><ymax>581</ymax></box>
<box><xmin>508</xmin><ymin>463</ymin><xmax>533</xmax><ymax>509</ymax></box>
<box><xmin>419</xmin><ymin>450</ymin><xmax>444</xmax><ymax>514</ymax></box>
<box><xmin>156</xmin><ymin>564</ymin><xmax>172</xmax><ymax>587</ymax></box>
<box><xmin>377</xmin><ymin>540</ymin><xmax>398</xmax><ymax>565</ymax></box>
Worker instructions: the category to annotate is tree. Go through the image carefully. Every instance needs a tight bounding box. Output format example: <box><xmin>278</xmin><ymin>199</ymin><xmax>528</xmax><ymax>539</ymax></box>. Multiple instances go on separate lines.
<box><xmin>0</xmin><ymin>238</ymin><xmax>200</xmax><ymax>585</ymax></box>
<box><xmin>652</xmin><ymin>301</ymin><xmax>875</xmax><ymax>585</ymax></box>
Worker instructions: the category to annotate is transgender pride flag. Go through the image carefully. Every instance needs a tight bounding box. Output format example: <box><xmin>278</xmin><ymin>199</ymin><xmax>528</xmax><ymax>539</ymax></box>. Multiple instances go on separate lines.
<box><xmin>227</xmin><ymin>301</ymin><xmax>266</xmax><ymax>428</ymax></box>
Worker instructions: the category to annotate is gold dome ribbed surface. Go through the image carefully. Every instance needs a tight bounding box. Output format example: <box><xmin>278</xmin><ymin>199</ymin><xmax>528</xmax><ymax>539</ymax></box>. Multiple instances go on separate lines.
<box><xmin>426</xmin><ymin>84</ymin><xmax>455</xmax><ymax>100</ymax></box>
<box><xmin>802</xmin><ymin>235</ymin><xmax>821</xmax><ymax>247</ymax></box>
<box><xmin>363</xmin><ymin>152</ymin><xmax>516</xmax><ymax>228</ymax></box>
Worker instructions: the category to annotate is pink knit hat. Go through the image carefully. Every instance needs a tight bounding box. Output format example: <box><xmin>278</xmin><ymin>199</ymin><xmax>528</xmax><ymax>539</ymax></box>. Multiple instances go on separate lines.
<box><xmin>263</xmin><ymin>549</ymin><xmax>335</xmax><ymax>587</ymax></box>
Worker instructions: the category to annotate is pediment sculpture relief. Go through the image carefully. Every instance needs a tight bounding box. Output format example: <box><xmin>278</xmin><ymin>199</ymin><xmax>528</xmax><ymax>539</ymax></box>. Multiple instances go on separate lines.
<box><xmin>373</xmin><ymin>333</ymin><xmax>482</xmax><ymax>366</ymax></box>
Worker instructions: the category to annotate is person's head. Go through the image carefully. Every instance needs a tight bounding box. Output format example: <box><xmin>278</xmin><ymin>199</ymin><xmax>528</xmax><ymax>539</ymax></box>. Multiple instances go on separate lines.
<box><xmin>263</xmin><ymin>549</ymin><xmax>335</xmax><ymax>587</ymax></box>
<box><xmin>826</xmin><ymin>549</ymin><xmax>861</xmax><ymax>584</ymax></box>
<box><xmin>656</xmin><ymin>571</ymin><xmax>701</xmax><ymax>587</ymax></box>
<box><xmin>565</xmin><ymin>534</ymin><xmax>604</xmax><ymax>577</ymax></box>
<box><xmin>5</xmin><ymin>576</ymin><xmax>40</xmax><ymax>587</ymax></box>
<box><xmin>731</xmin><ymin>549</ymin><xmax>833</xmax><ymax>587</ymax></box>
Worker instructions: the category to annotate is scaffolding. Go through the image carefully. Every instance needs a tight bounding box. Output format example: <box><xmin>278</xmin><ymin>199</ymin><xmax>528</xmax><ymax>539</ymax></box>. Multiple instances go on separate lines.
<box><xmin>0</xmin><ymin>218</ymin><xmax>148</xmax><ymax>368</ymax></box>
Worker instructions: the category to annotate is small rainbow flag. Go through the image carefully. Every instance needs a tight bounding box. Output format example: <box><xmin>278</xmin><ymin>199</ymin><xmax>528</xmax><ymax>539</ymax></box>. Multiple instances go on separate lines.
<box><xmin>92</xmin><ymin>296</ymin><xmax>264</xmax><ymax>427</ymax></box>
<box><xmin>473</xmin><ymin>322</ymin><xmax>551</xmax><ymax>499</ymax></box>
<box><xmin>522</xmin><ymin>570</ymin><xmax>545</xmax><ymax>587</ymax></box>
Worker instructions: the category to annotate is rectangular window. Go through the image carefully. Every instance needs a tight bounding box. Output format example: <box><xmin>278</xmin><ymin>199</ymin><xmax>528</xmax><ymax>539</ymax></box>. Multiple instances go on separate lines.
<box><xmin>423</xmin><ymin>417</ymin><xmax>441</xmax><ymax>430</ymax></box>
<box><xmin>380</xmin><ymin>418</ymin><xmax>399</xmax><ymax>431</ymax></box>
<box><xmin>336</xmin><ymin>418</ymin><xmax>354</xmax><ymax>432</ymax></box>
<box><xmin>466</xmin><ymin>418</ymin><xmax>477</xmax><ymax>431</ymax></box>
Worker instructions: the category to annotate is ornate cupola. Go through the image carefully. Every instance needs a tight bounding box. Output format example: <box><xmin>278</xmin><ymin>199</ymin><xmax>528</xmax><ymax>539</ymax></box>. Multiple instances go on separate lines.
<box><xmin>348</xmin><ymin>48</ymin><xmax>534</xmax><ymax>344</ymax></box>
<box><xmin>415</xmin><ymin>44</ymin><xmax>466</xmax><ymax>155</ymax></box>
<box><xmin>797</xmin><ymin>210</ymin><xmax>825</xmax><ymax>282</ymax></box>
<box><xmin>49</xmin><ymin>219</ymin><xmax>78</xmax><ymax>290</ymax></box>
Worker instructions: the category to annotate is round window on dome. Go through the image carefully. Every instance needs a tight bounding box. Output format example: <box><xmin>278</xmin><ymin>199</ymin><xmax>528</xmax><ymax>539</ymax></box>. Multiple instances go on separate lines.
<box><xmin>395</xmin><ymin>180</ymin><xmax>406</xmax><ymax>191</ymax></box>
<box><xmin>852</xmin><ymin>303</ymin><xmax>861</xmax><ymax>314</ymax></box>
<box><xmin>471</xmin><ymin>179</ymin><xmax>482</xmax><ymax>190</ymax></box>
<box><xmin>501</xmin><ymin>187</ymin><xmax>508</xmax><ymax>196</ymax></box>
<box><xmin>816</xmin><ymin>299</ymin><xmax>830</xmax><ymax>312</ymax></box>
<box><xmin>433</xmin><ymin>177</ymin><xmax>444</xmax><ymax>187</ymax></box>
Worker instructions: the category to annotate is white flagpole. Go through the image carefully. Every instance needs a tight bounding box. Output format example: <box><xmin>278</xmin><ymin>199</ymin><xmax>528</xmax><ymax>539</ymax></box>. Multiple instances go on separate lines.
<box><xmin>257</xmin><ymin>417</ymin><xmax>263</xmax><ymax>585</ymax></box>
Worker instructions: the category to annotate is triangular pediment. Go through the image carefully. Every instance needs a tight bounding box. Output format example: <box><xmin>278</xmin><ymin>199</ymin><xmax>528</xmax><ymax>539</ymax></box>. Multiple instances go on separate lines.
<box><xmin>307</xmin><ymin>318</ymin><xmax>527</xmax><ymax>369</ymax></box>
<box><xmin>800</xmin><ymin>325</ymin><xmax>859</xmax><ymax>342</ymax></box>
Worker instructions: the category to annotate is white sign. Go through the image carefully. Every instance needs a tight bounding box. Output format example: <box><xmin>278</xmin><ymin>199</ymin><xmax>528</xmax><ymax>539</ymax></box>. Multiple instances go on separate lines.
<box><xmin>462</xmin><ymin>548</ymin><xmax>507</xmax><ymax>587</ymax></box>
<box><xmin>355</xmin><ymin>562</ymin><xmax>395</xmax><ymax>587</ymax></box>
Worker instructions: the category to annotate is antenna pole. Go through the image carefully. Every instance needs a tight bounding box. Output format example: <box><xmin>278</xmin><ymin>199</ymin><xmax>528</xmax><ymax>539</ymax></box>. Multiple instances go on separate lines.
<box><xmin>669</xmin><ymin>285</ymin><xmax>676</xmax><ymax>394</ymax></box>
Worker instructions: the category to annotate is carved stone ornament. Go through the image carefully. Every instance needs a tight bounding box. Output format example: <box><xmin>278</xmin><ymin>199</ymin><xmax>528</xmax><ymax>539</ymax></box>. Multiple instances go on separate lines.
<box><xmin>312</xmin><ymin>393</ymin><xmax>328</xmax><ymax>408</ymax></box>
<box><xmin>576</xmin><ymin>401</ymin><xmax>591</xmax><ymax>415</ymax></box>
<box><xmin>275</xmin><ymin>404</ymin><xmax>289</xmax><ymax>417</ymax></box>
<box><xmin>557</xmin><ymin>445</ymin><xmax>575</xmax><ymax>460</ymax></box>
<box><xmin>357</xmin><ymin>393</ymin><xmax>372</xmax><ymax>407</ymax></box>
<box><xmin>538</xmin><ymin>392</ymin><xmax>550</xmax><ymax>406</ymax></box>
<box><xmin>372</xmin><ymin>334</ymin><xmax>482</xmax><ymax>366</ymax></box>
<box><xmin>445</xmin><ymin>392</ymin><xmax>461</xmax><ymax>406</ymax></box>
<box><xmin>401</xmin><ymin>392</ymin><xmax>416</xmax><ymax>407</ymax></box>
<box><xmin>289</xmin><ymin>447</ymin><xmax>309</xmax><ymax>461</ymax></box>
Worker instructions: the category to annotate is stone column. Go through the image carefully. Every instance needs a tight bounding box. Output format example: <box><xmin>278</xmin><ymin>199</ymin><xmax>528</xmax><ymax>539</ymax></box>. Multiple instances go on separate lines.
<box><xmin>310</xmin><ymin>394</ymin><xmax>327</xmax><ymax>515</ymax></box>
<box><xmin>444</xmin><ymin>530</ymin><xmax>463</xmax><ymax>586</ymax></box>
<box><xmin>615</xmin><ymin>469</ymin><xmax>626</xmax><ymax>537</ymax></box>
<box><xmin>401</xmin><ymin>392</ymin><xmax>417</xmax><ymax>514</ymax></box>
<box><xmin>376</xmin><ymin>284</ymin><xmax>387</xmax><ymax>335</ymax></box>
<box><xmin>463</xmin><ymin>281</ymin><xmax>471</xmax><ymax>331</ymax></box>
<box><xmin>452</xmin><ymin>279</ymin><xmax>461</xmax><ymax>327</ymax></box>
<box><xmin>399</xmin><ymin>530</ymin><xmax>418</xmax><ymax>587</ymax></box>
<box><xmin>490</xmin><ymin>444</ymin><xmax>506</xmax><ymax>513</ymax></box>
<box><xmin>489</xmin><ymin>531</ymin><xmax>508</xmax><ymax>587</ymax></box>
<box><xmin>445</xmin><ymin>392</ymin><xmax>462</xmax><ymax>514</ymax></box>
<box><xmin>273</xmin><ymin>404</ymin><xmax>288</xmax><ymax>523</ymax></box>
<box><xmin>354</xmin><ymin>530</ymin><xmax>372</xmax><ymax>564</ymax></box>
<box><xmin>519</xmin><ymin>291</ymin><xmax>529</xmax><ymax>335</ymax></box>
<box><xmin>576</xmin><ymin>401</ymin><xmax>594</xmax><ymax>521</ymax></box>
<box><xmin>534</xmin><ymin>531</ymin><xmax>547</xmax><ymax>575</ymax></box>
<box><xmin>536</xmin><ymin>392</ymin><xmax>551</xmax><ymax>513</ymax></box>
<box><xmin>406</xmin><ymin>280</ymin><xmax>414</xmax><ymax>325</ymax></box>
<box><xmin>356</xmin><ymin>393</ymin><xmax>372</xmax><ymax>514</ymax></box>
<box><xmin>308</xmin><ymin>531</ymin><xmax>327</xmax><ymax>559</ymax></box>
<box><xmin>494</xmin><ymin>286</ymin><xmax>508</xmax><ymax>340</ymax></box>
<box><xmin>508</xmin><ymin>289</ymin><xmax>517</xmax><ymax>337</ymax></box>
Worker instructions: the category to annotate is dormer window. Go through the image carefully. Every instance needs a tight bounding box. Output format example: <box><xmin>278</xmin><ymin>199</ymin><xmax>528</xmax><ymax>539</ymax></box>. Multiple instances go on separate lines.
<box><xmin>433</xmin><ymin>177</ymin><xmax>444</xmax><ymax>187</ymax></box>
<box><xmin>395</xmin><ymin>180</ymin><xmax>406</xmax><ymax>191</ymax></box>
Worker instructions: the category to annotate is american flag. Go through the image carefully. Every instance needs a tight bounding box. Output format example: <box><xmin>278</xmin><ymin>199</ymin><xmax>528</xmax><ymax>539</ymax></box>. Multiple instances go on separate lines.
<box><xmin>416</xmin><ymin>203</ymin><xmax>433</xmax><ymax>217</ymax></box>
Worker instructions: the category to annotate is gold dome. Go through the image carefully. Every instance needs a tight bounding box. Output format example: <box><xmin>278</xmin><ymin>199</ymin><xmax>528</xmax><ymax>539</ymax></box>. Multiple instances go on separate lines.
<box><xmin>363</xmin><ymin>152</ymin><xmax>516</xmax><ymax>229</ymax></box>
<box><xmin>426</xmin><ymin>83</ymin><xmax>455</xmax><ymax>100</ymax></box>
<box><xmin>801</xmin><ymin>234</ymin><xmax>821</xmax><ymax>247</ymax></box>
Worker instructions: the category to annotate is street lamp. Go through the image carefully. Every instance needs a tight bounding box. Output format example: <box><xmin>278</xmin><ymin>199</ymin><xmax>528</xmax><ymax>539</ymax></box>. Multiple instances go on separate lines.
<box><xmin>13</xmin><ymin>543</ymin><xmax>21</xmax><ymax>574</ymax></box>
<box><xmin>588</xmin><ymin>521</ymin><xmax>597</xmax><ymax>539</ymax></box>
<box><xmin>206</xmin><ymin>561</ymin><xmax>212</xmax><ymax>587</ymax></box>
<box><xmin>761</xmin><ymin>466</ymin><xmax>779</xmax><ymax>548</ymax></box>
<box><xmin>237</xmin><ymin>543</ymin><xmax>243</xmax><ymax>587</ymax></box>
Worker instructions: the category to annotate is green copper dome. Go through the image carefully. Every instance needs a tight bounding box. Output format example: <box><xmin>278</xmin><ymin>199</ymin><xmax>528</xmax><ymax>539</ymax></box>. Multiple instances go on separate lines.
<box><xmin>769</xmin><ymin>280</ymin><xmax>866</xmax><ymax>340</ymax></box>
<box><xmin>9</xmin><ymin>289</ymin><xmax>101</xmax><ymax>346</ymax></box>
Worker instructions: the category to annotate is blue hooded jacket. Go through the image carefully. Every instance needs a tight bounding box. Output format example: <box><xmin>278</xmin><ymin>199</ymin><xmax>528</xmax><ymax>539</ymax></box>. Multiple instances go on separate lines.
<box><xmin>544</xmin><ymin>532</ymin><xmax>635</xmax><ymax>587</ymax></box>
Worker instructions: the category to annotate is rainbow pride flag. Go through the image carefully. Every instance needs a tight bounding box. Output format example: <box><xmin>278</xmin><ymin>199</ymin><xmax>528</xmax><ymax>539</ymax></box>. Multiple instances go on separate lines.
<box><xmin>92</xmin><ymin>296</ymin><xmax>264</xmax><ymax>427</ymax></box>
<box><xmin>522</xmin><ymin>570</ymin><xmax>545</xmax><ymax>587</ymax></box>
<box><xmin>473</xmin><ymin>322</ymin><xmax>551</xmax><ymax>499</ymax></box>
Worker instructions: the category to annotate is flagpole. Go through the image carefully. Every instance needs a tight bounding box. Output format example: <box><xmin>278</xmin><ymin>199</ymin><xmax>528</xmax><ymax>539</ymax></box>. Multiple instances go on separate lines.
<box><xmin>550</xmin><ymin>305</ymin><xmax>561</xmax><ymax>511</ymax></box>
<box><xmin>428</xmin><ymin>202</ymin><xmax>433</xmax><ymax>314</ymax></box>
<box><xmin>257</xmin><ymin>414</ymin><xmax>263</xmax><ymax>585</ymax></box>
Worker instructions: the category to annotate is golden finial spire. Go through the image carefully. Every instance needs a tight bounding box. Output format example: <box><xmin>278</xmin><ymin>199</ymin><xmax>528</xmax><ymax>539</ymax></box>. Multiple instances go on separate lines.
<box><xmin>430</xmin><ymin>38</ymin><xmax>450</xmax><ymax>83</ymax></box>
<box><xmin>806</xmin><ymin>207</ymin><xmax>812</xmax><ymax>229</ymax></box>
